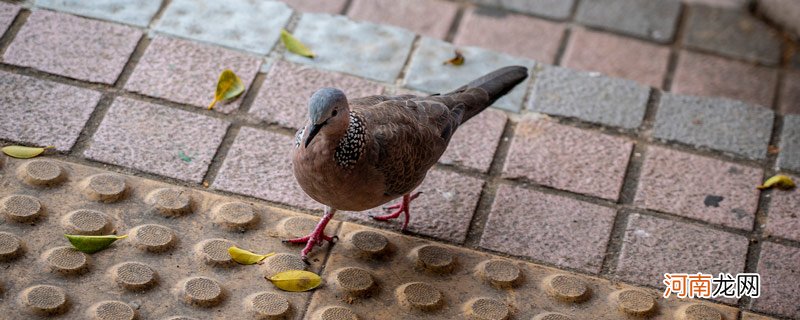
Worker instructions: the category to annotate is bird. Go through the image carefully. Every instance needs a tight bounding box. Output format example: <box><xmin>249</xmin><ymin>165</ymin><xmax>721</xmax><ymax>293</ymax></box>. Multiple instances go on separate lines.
<box><xmin>286</xmin><ymin>66</ymin><xmax>529</xmax><ymax>260</ymax></box>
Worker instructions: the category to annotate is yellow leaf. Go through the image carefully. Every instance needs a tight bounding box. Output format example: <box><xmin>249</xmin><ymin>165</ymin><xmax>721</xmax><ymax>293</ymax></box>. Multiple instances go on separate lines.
<box><xmin>228</xmin><ymin>246</ymin><xmax>274</xmax><ymax>265</ymax></box>
<box><xmin>267</xmin><ymin>270</ymin><xmax>322</xmax><ymax>292</ymax></box>
<box><xmin>65</xmin><ymin>234</ymin><xmax>127</xmax><ymax>254</ymax></box>
<box><xmin>208</xmin><ymin>69</ymin><xmax>245</xmax><ymax>110</ymax></box>
<box><xmin>757</xmin><ymin>174</ymin><xmax>796</xmax><ymax>190</ymax></box>
<box><xmin>2</xmin><ymin>145</ymin><xmax>52</xmax><ymax>159</ymax></box>
<box><xmin>443</xmin><ymin>50</ymin><xmax>464</xmax><ymax>66</ymax></box>
<box><xmin>281</xmin><ymin>29</ymin><xmax>315</xmax><ymax>59</ymax></box>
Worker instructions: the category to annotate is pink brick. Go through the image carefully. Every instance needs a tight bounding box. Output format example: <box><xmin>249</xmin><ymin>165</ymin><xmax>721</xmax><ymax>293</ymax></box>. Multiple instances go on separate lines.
<box><xmin>0</xmin><ymin>2</ymin><xmax>19</xmax><ymax>35</ymax></box>
<box><xmin>481</xmin><ymin>185</ymin><xmax>617</xmax><ymax>273</ymax></box>
<box><xmin>778</xmin><ymin>70</ymin><xmax>800</xmax><ymax>115</ymax></box>
<box><xmin>250</xmin><ymin>61</ymin><xmax>384</xmax><ymax>129</ymax></box>
<box><xmin>454</xmin><ymin>7</ymin><xmax>566</xmax><ymax>63</ymax></box>
<box><xmin>503</xmin><ymin>117</ymin><xmax>633</xmax><ymax>201</ymax></box>
<box><xmin>764</xmin><ymin>174</ymin><xmax>800</xmax><ymax>242</ymax></box>
<box><xmin>752</xmin><ymin>242</ymin><xmax>800</xmax><ymax>318</ymax></box>
<box><xmin>672</xmin><ymin>50</ymin><xmax>778</xmax><ymax>108</ymax></box>
<box><xmin>635</xmin><ymin>146</ymin><xmax>762</xmax><ymax>230</ymax></box>
<box><xmin>347</xmin><ymin>0</ymin><xmax>458</xmax><ymax>39</ymax></box>
<box><xmin>615</xmin><ymin>214</ymin><xmax>748</xmax><ymax>287</ymax></box>
<box><xmin>125</xmin><ymin>36</ymin><xmax>261</xmax><ymax>113</ymax></box>
<box><xmin>440</xmin><ymin>109</ymin><xmax>507</xmax><ymax>173</ymax></box>
<box><xmin>279</xmin><ymin>0</ymin><xmax>347</xmax><ymax>14</ymax></box>
<box><xmin>4</xmin><ymin>10</ymin><xmax>141</xmax><ymax>84</ymax></box>
<box><xmin>562</xmin><ymin>27</ymin><xmax>670</xmax><ymax>88</ymax></box>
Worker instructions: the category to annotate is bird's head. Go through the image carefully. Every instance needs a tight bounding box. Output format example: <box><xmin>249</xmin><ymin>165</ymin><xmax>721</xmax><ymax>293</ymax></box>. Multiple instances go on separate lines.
<box><xmin>304</xmin><ymin>87</ymin><xmax>350</xmax><ymax>148</ymax></box>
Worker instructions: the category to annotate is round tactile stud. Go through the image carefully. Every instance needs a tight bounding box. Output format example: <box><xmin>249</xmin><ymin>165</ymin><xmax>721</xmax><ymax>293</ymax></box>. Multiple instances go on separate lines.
<box><xmin>678</xmin><ymin>304</ymin><xmax>723</xmax><ymax>320</ymax></box>
<box><xmin>465</xmin><ymin>298</ymin><xmax>508</xmax><ymax>320</ymax></box>
<box><xmin>195</xmin><ymin>238</ymin><xmax>236</xmax><ymax>266</ymax></box>
<box><xmin>261</xmin><ymin>253</ymin><xmax>307</xmax><ymax>278</ymax></box>
<box><xmin>20</xmin><ymin>285</ymin><xmax>68</xmax><ymax>315</ymax></box>
<box><xmin>0</xmin><ymin>232</ymin><xmax>24</xmax><ymax>261</ymax></box>
<box><xmin>43</xmin><ymin>246</ymin><xmax>89</xmax><ymax>275</ymax></box>
<box><xmin>179</xmin><ymin>276</ymin><xmax>225</xmax><ymax>307</ymax></box>
<box><xmin>532</xmin><ymin>312</ymin><xmax>573</xmax><ymax>320</ymax></box>
<box><xmin>413</xmin><ymin>245</ymin><xmax>455</xmax><ymax>273</ymax></box>
<box><xmin>346</xmin><ymin>230</ymin><xmax>389</xmax><ymax>257</ymax></box>
<box><xmin>111</xmin><ymin>261</ymin><xmax>157</xmax><ymax>291</ymax></box>
<box><xmin>19</xmin><ymin>160</ymin><xmax>64</xmax><ymax>186</ymax></box>
<box><xmin>396</xmin><ymin>282</ymin><xmax>443</xmax><ymax>311</ymax></box>
<box><xmin>130</xmin><ymin>224</ymin><xmax>176</xmax><ymax>253</ymax></box>
<box><xmin>280</xmin><ymin>216</ymin><xmax>319</xmax><ymax>238</ymax></box>
<box><xmin>83</xmin><ymin>174</ymin><xmax>127</xmax><ymax>202</ymax></box>
<box><xmin>543</xmin><ymin>274</ymin><xmax>590</xmax><ymax>302</ymax></box>
<box><xmin>246</xmin><ymin>291</ymin><xmax>291</xmax><ymax>319</ymax></box>
<box><xmin>313</xmin><ymin>306</ymin><xmax>358</xmax><ymax>320</ymax></box>
<box><xmin>611</xmin><ymin>289</ymin><xmax>657</xmax><ymax>316</ymax></box>
<box><xmin>475</xmin><ymin>259</ymin><xmax>521</xmax><ymax>288</ymax></box>
<box><xmin>1</xmin><ymin>194</ymin><xmax>44</xmax><ymax>223</ymax></box>
<box><xmin>61</xmin><ymin>209</ymin><xmax>112</xmax><ymax>235</ymax></box>
<box><xmin>88</xmin><ymin>300</ymin><xmax>137</xmax><ymax>320</ymax></box>
<box><xmin>334</xmin><ymin>267</ymin><xmax>374</xmax><ymax>296</ymax></box>
<box><xmin>147</xmin><ymin>188</ymin><xmax>192</xmax><ymax>216</ymax></box>
<box><xmin>213</xmin><ymin>202</ymin><xmax>258</xmax><ymax>231</ymax></box>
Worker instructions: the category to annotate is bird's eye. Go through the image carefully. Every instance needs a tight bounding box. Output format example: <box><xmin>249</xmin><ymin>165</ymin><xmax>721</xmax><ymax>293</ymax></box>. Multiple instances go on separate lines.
<box><xmin>332</xmin><ymin>110</ymin><xmax>338</xmax><ymax>117</ymax></box>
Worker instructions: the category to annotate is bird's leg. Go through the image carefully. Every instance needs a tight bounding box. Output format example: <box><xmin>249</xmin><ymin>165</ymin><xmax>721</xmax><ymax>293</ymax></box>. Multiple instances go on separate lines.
<box><xmin>282</xmin><ymin>207</ymin><xmax>338</xmax><ymax>261</ymax></box>
<box><xmin>371</xmin><ymin>192</ymin><xmax>422</xmax><ymax>232</ymax></box>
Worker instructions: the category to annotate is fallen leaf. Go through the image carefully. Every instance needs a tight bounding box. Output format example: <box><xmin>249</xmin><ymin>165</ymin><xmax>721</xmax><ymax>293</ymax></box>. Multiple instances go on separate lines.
<box><xmin>443</xmin><ymin>50</ymin><xmax>464</xmax><ymax>66</ymax></box>
<box><xmin>208</xmin><ymin>69</ymin><xmax>245</xmax><ymax>110</ymax></box>
<box><xmin>2</xmin><ymin>145</ymin><xmax>52</xmax><ymax>159</ymax></box>
<box><xmin>65</xmin><ymin>234</ymin><xmax>127</xmax><ymax>253</ymax></box>
<box><xmin>267</xmin><ymin>270</ymin><xmax>322</xmax><ymax>292</ymax></box>
<box><xmin>281</xmin><ymin>29</ymin><xmax>315</xmax><ymax>58</ymax></box>
<box><xmin>228</xmin><ymin>246</ymin><xmax>274</xmax><ymax>265</ymax></box>
<box><xmin>757</xmin><ymin>175</ymin><xmax>796</xmax><ymax>190</ymax></box>
<box><xmin>767</xmin><ymin>145</ymin><xmax>780</xmax><ymax>155</ymax></box>
<box><xmin>202</xmin><ymin>181</ymin><xmax>209</xmax><ymax>188</ymax></box>
<box><xmin>178</xmin><ymin>150</ymin><xmax>192</xmax><ymax>163</ymax></box>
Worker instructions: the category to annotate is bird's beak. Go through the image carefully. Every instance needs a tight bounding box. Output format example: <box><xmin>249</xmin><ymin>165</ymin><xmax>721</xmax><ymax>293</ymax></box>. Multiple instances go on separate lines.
<box><xmin>304</xmin><ymin>123</ymin><xmax>324</xmax><ymax>148</ymax></box>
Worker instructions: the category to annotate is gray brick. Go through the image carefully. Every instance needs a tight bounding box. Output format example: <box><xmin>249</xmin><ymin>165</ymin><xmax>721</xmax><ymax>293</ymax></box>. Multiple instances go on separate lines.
<box><xmin>778</xmin><ymin>115</ymin><xmax>800</xmax><ymax>171</ymax></box>
<box><xmin>35</xmin><ymin>0</ymin><xmax>161</xmax><ymax>27</ymax></box>
<box><xmin>0</xmin><ymin>2</ymin><xmax>19</xmax><ymax>35</ymax></box>
<box><xmin>575</xmin><ymin>0</ymin><xmax>681</xmax><ymax>43</ymax></box>
<box><xmin>286</xmin><ymin>13</ymin><xmax>415</xmax><ymax>83</ymax></box>
<box><xmin>654</xmin><ymin>93</ymin><xmax>774</xmax><ymax>160</ymax></box>
<box><xmin>500</xmin><ymin>0</ymin><xmax>576</xmax><ymax>20</ymax></box>
<box><xmin>154</xmin><ymin>0</ymin><xmax>292</xmax><ymax>54</ymax></box>
<box><xmin>403</xmin><ymin>37</ymin><xmax>535</xmax><ymax>112</ymax></box>
<box><xmin>527</xmin><ymin>65</ymin><xmax>649</xmax><ymax>129</ymax></box>
<box><xmin>683</xmin><ymin>5</ymin><xmax>782</xmax><ymax>66</ymax></box>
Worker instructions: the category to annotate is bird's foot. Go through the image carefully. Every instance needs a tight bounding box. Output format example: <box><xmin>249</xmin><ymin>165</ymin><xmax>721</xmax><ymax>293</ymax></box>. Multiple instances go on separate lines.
<box><xmin>282</xmin><ymin>208</ymin><xmax>338</xmax><ymax>262</ymax></box>
<box><xmin>371</xmin><ymin>192</ymin><xmax>421</xmax><ymax>232</ymax></box>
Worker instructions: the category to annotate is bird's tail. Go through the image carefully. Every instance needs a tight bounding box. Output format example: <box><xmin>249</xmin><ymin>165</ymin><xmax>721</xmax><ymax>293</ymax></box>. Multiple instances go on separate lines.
<box><xmin>447</xmin><ymin>66</ymin><xmax>529</xmax><ymax>123</ymax></box>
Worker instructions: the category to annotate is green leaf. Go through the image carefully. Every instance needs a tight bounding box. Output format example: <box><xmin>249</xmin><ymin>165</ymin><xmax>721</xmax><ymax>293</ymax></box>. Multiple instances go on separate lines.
<box><xmin>2</xmin><ymin>145</ymin><xmax>52</xmax><ymax>159</ymax></box>
<box><xmin>208</xmin><ymin>69</ymin><xmax>245</xmax><ymax>110</ymax></box>
<box><xmin>757</xmin><ymin>174</ymin><xmax>796</xmax><ymax>190</ymax></box>
<box><xmin>267</xmin><ymin>270</ymin><xmax>322</xmax><ymax>292</ymax></box>
<box><xmin>65</xmin><ymin>234</ymin><xmax>127</xmax><ymax>253</ymax></box>
<box><xmin>178</xmin><ymin>150</ymin><xmax>192</xmax><ymax>163</ymax></box>
<box><xmin>281</xmin><ymin>29</ymin><xmax>315</xmax><ymax>59</ymax></box>
<box><xmin>228</xmin><ymin>246</ymin><xmax>275</xmax><ymax>265</ymax></box>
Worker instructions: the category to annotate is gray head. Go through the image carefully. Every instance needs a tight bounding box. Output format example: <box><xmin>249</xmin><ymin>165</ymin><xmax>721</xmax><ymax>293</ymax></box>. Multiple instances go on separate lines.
<box><xmin>304</xmin><ymin>87</ymin><xmax>350</xmax><ymax>147</ymax></box>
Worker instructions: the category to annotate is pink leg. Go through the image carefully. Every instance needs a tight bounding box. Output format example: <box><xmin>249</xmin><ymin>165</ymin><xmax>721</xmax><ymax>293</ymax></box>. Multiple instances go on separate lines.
<box><xmin>371</xmin><ymin>192</ymin><xmax>421</xmax><ymax>232</ymax></box>
<box><xmin>282</xmin><ymin>207</ymin><xmax>338</xmax><ymax>261</ymax></box>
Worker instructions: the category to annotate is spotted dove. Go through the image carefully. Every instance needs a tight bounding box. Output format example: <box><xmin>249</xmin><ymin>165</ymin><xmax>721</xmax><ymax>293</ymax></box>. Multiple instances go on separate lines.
<box><xmin>288</xmin><ymin>66</ymin><xmax>529</xmax><ymax>260</ymax></box>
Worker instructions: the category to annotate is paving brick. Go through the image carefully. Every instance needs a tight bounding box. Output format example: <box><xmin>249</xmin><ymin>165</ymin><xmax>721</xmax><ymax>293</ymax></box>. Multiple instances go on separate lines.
<box><xmin>752</xmin><ymin>242</ymin><xmax>800</xmax><ymax>318</ymax></box>
<box><xmin>499</xmin><ymin>0</ymin><xmax>575</xmax><ymax>20</ymax></box>
<box><xmin>634</xmin><ymin>146</ymin><xmax>762</xmax><ymax>230</ymax></box>
<box><xmin>575</xmin><ymin>0</ymin><xmax>681</xmax><ymax>43</ymax></box>
<box><xmin>286</xmin><ymin>13</ymin><xmax>415</xmax><ymax>83</ymax></box>
<box><xmin>35</xmin><ymin>0</ymin><xmax>161</xmax><ymax>27</ymax></box>
<box><xmin>3</xmin><ymin>10</ymin><xmax>141</xmax><ymax>84</ymax></box>
<box><xmin>213</xmin><ymin>127</ymin><xmax>318</xmax><ymax>210</ymax></box>
<box><xmin>778</xmin><ymin>115</ymin><xmax>800</xmax><ymax>171</ymax></box>
<box><xmin>528</xmin><ymin>65</ymin><xmax>650</xmax><ymax>129</ymax></box>
<box><xmin>0</xmin><ymin>2</ymin><xmax>19</xmax><ymax>35</ymax></box>
<box><xmin>765</xmin><ymin>174</ymin><xmax>800</xmax><ymax>242</ymax></box>
<box><xmin>440</xmin><ymin>109</ymin><xmax>507</xmax><ymax>173</ymax></box>
<box><xmin>453</xmin><ymin>7</ymin><xmax>566</xmax><ymax>63</ymax></box>
<box><xmin>0</xmin><ymin>71</ymin><xmax>101</xmax><ymax>152</ymax></box>
<box><xmin>154</xmin><ymin>0</ymin><xmax>292</xmax><ymax>54</ymax></box>
<box><xmin>562</xmin><ymin>27</ymin><xmax>670</xmax><ymax>88</ymax></box>
<box><xmin>758</xmin><ymin>0</ymin><xmax>800</xmax><ymax>42</ymax></box>
<box><xmin>671</xmin><ymin>50</ymin><xmax>778</xmax><ymax>108</ymax></box>
<box><xmin>341</xmin><ymin>169</ymin><xmax>484</xmax><ymax>243</ymax></box>
<box><xmin>653</xmin><ymin>93</ymin><xmax>774</xmax><ymax>160</ymax></box>
<box><xmin>684</xmin><ymin>0</ymin><xmax>748</xmax><ymax>7</ymax></box>
<box><xmin>741</xmin><ymin>312</ymin><xmax>780</xmax><ymax>320</ymax></box>
<box><xmin>481</xmin><ymin>185</ymin><xmax>616</xmax><ymax>273</ymax></box>
<box><xmin>503</xmin><ymin>117</ymin><xmax>633</xmax><ymax>200</ymax></box>
<box><xmin>347</xmin><ymin>0</ymin><xmax>458</xmax><ymax>39</ymax></box>
<box><xmin>250</xmin><ymin>61</ymin><xmax>384</xmax><ymax>130</ymax></box>
<box><xmin>404</xmin><ymin>37</ymin><xmax>535</xmax><ymax>112</ymax></box>
<box><xmin>84</xmin><ymin>97</ymin><xmax>229</xmax><ymax>183</ymax></box>
<box><xmin>683</xmin><ymin>5</ymin><xmax>782</xmax><ymax>66</ymax></box>
<box><xmin>615</xmin><ymin>214</ymin><xmax>749</xmax><ymax>287</ymax></box>
<box><xmin>778</xmin><ymin>70</ymin><xmax>800</xmax><ymax>115</ymax></box>
<box><xmin>278</xmin><ymin>0</ymin><xmax>347</xmax><ymax>14</ymax></box>
<box><xmin>125</xmin><ymin>36</ymin><xmax>261</xmax><ymax>113</ymax></box>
